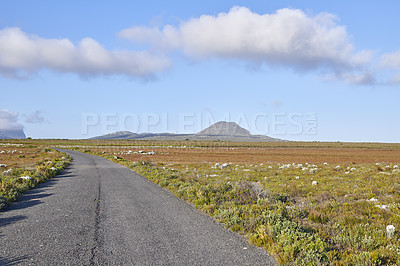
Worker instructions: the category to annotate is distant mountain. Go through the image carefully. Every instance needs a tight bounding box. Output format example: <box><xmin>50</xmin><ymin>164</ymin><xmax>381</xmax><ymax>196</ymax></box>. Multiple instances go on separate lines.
<box><xmin>0</xmin><ymin>129</ymin><xmax>26</xmax><ymax>139</ymax></box>
<box><xmin>90</xmin><ymin>121</ymin><xmax>283</xmax><ymax>142</ymax></box>
<box><xmin>91</xmin><ymin>131</ymin><xmax>138</xmax><ymax>140</ymax></box>
<box><xmin>197</xmin><ymin>121</ymin><xmax>251</xmax><ymax>136</ymax></box>
<box><xmin>90</xmin><ymin>131</ymin><xmax>189</xmax><ymax>140</ymax></box>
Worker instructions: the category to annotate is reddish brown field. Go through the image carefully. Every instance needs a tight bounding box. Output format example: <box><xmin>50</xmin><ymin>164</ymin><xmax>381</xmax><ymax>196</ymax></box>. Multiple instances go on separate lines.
<box><xmin>94</xmin><ymin>146</ymin><xmax>400</xmax><ymax>165</ymax></box>
<box><xmin>5</xmin><ymin>139</ymin><xmax>399</xmax><ymax>166</ymax></box>
<box><xmin>0</xmin><ymin>144</ymin><xmax>60</xmax><ymax>171</ymax></box>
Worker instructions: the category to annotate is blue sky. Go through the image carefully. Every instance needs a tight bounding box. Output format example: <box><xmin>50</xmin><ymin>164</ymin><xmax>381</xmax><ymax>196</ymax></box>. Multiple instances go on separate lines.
<box><xmin>1</xmin><ymin>1</ymin><xmax>400</xmax><ymax>142</ymax></box>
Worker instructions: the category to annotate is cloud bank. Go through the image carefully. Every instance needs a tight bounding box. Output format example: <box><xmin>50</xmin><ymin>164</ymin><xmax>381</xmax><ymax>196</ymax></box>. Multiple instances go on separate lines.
<box><xmin>120</xmin><ymin>7</ymin><xmax>373</xmax><ymax>84</ymax></box>
<box><xmin>0</xmin><ymin>27</ymin><xmax>171</xmax><ymax>79</ymax></box>
<box><xmin>0</xmin><ymin>6</ymin><xmax>392</xmax><ymax>85</ymax></box>
<box><xmin>0</xmin><ymin>109</ymin><xmax>23</xmax><ymax>130</ymax></box>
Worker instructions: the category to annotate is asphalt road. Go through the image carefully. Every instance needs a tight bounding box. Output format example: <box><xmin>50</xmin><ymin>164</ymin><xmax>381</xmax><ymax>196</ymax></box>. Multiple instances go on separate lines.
<box><xmin>0</xmin><ymin>149</ymin><xmax>276</xmax><ymax>265</ymax></box>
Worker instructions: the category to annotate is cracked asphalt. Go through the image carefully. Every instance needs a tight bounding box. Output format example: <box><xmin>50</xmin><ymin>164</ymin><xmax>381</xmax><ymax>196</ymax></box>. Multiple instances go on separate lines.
<box><xmin>0</xmin><ymin>149</ymin><xmax>276</xmax><ymax>265</ymax></box>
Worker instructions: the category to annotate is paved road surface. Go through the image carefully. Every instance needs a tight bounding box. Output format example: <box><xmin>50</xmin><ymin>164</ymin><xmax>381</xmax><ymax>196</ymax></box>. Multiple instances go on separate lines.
<box><xmin>0</xmin><ymin>149</ymin><xmax>276</xmax><ymax>265</ymax></box>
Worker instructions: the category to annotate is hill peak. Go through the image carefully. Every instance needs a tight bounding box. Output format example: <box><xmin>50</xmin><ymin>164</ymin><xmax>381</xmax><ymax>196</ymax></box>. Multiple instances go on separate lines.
<box><xmin>197</xmin><ymin>121</ymin><xmax>251</xmax><ymax>136</ymax></box>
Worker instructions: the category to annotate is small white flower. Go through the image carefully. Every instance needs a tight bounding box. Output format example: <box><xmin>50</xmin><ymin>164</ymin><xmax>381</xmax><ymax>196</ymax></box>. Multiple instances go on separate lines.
<box><xmin>369</xmin><ymin>198</ymin><xmax>378</xmax><ymax>202</ymax></box>
<box><xmin>20</xmin><ymin>176</ymin><xmax>32</xmax><ymax>180</ymax></box>
<box><xmin>295</xmin><ymin>176</ymin><xmax>300</xmax><ymax>180</ymax></box>
<box><xmin>387</xmin><ymin>225</ymin><xmax>395</xmax><ymax>239</ymax></box>
<box><xmin>312</xmin><ymin>181</ymin><xmax>318</xmax><ymax>186</ymax></box>
<box><xmin>375</xmin><ymin>204</ymin><xmax>389</xmax><ymax>210</ymax></box>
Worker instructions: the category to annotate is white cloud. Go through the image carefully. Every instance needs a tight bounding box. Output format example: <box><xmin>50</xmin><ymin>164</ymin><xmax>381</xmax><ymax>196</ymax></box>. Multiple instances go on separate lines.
<box><xmin>324</xmin><ymin>71</ymin><xmax>376</xmax><ymax>86</ymax></box>
<box><xmin>388</xmin><ymin>72</ymin><xmax>400</xmax><ymax>84</ymax></box>
<box><xmin>121</xmin><ymin>7</ymin><xmax>372</xmax><ymax>78</ymax></box>
<box><xmin>0</xmin><ymin>109</ymin><xmax>23</xmax><ymax>130</ymax></box>
<box><xmin>25</xmin><ymin>111</ymin><xmax>45</xmax><ymax>124</ymax></box>
<box><xmin>271</xmin><ymin>100</ymin><xmax>283</xmax><ymax>108</ymax></box>
<box><xmin>380</xmin><ymin>50</ymin><xmax>400</xmax><ymax>84</ymax></box>
<box><xmin>380</xmin><ymin>50</ymin><xmax>400</xmax><ymax>69</ymax></box>
<box><xmin>0</xmin><ymin>27</ymin><xmax>171</xmax><ymax>79</ymax></box>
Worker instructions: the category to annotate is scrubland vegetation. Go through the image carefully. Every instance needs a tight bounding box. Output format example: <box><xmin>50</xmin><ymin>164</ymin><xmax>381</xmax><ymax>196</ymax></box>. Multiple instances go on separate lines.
<box><xmin>95</xmin><ymin>158</ymin><xmax>396</xmax><ymax>265</ymax></box>
<box><xmin>0</xmin><ymin>142</ymin><xmax>70</xmax><ymax>209</ymax></box>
